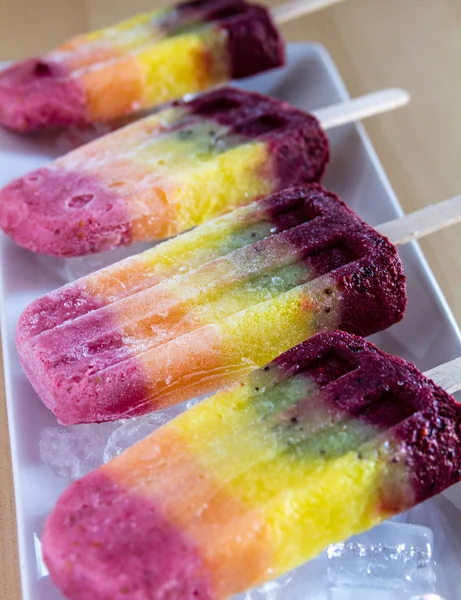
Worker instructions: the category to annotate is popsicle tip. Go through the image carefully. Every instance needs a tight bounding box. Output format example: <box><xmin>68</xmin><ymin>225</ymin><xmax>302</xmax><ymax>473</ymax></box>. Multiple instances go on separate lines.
<box><xmin>0</xmin><ymin>58</ymin><xmax>88</xmax><ymax>132</ymax></box>
<box><xmin>43</xmin><ymin>470</ymin><xmax>214</xmax><ymax>600</ymax></box>
<box><xmin>0</xmin><ymin>167</ymin><xmax>132</xmax><ymax>256</ymax></box>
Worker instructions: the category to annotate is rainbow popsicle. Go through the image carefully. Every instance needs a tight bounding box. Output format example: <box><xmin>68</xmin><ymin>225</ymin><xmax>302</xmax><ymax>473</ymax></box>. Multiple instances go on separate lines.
<box><xmin>17</xmin><ymin>185</ymin><xmax>406</xmax><ymax>424</ymax></box>
<box><xmin>0</xmin><ymin>87</ymin><xmax>328</xmax><ymax>256</ymax></box>
<box><xmin>0</xmin><ymin>0</ymin><xmax>284</xmax><ymax>131</ymax></box>
<box><xmin>42</xmin><ymin>330</ymin><xmax>461</xmax><ymax>600</ymax></box>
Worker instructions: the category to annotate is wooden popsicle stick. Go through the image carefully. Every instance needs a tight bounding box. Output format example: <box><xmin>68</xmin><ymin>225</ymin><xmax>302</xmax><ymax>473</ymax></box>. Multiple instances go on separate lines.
<box><xmin>424</xmin><ymin>357</ymin><xmax>461</xmax><ymax>395</ymax></box>
<box><xmin>376</xmin><ymin>195</ymin><xmax>461</xmax><ymax>245</ymax></box>
<box><xmin>313</xmin><ymin>89</ymin><xmax>410</xmax><ymax>131</ymax></box>
<box><xmin>272</xmin><ymin>0</ymin><xmax>347</xmax><ymax>25</ymax></box>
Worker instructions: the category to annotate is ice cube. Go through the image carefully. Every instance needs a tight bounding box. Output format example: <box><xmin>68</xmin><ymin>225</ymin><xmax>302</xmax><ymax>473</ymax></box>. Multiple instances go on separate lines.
<box><xmin>326</xmin><ymin>521</ymin><xmax>436</xmax><ymax>593</ymax></box>
<box><xmin>40</xmin><ymin>400</ymin><xmax>192</xmax><ymax>479</ymax></box>
<box><xmin>242</xmin><ymin>575</ymin><xmax>294</xmax><ymax>600</ymax></box>
<box><xmin>40</xmin><ymin>422</ymin><xmax>121</xmax><ymax>479</ymax></box>
<box><xmin>103</xmin><ymin>405</ymin><xmax>185</xmax><ymax>463</ymax></box>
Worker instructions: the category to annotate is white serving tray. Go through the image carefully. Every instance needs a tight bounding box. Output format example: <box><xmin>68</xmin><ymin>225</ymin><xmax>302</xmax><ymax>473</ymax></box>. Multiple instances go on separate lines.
<box><xmin>2</xmin><ymin>44</ymin><xmax>461</xmax><ymax>600</ymax></box>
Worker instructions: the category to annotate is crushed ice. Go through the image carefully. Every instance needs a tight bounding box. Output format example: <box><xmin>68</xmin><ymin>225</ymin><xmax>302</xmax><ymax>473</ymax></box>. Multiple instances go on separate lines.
<box><xmin>39</xmin><ymin>398</ymin><xmax>199</xmax><ymax>480</ymax></box>
<box><xmin>40</xmin><ymin>421</ymin><xmax>119</xmax><ymax>480</ymax></box>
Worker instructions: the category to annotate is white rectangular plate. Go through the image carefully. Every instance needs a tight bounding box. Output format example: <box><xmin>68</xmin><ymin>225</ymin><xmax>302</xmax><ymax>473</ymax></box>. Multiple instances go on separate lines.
<box><xmin>2</xmin><ymin>44</ymin><xmax>461</xmax><ymax>600</ymax></box>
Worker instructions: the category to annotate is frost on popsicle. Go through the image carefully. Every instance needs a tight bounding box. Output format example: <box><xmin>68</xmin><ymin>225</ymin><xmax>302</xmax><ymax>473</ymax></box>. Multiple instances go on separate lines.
<box><xmin>17</xmin><ymin>184</ymin><xmax>406</xmax><ymax>424</ymax></box>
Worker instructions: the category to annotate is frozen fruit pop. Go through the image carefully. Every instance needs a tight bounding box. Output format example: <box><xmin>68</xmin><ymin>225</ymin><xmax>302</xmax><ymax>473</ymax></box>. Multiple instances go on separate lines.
<box><xmin>17</xmin><ymin>184</ymin><xmax>407</xmax><ymax>424</ymax></box>
<box><xmin>0</xmin><ymin>0</ymin><xmax>285</xmax><ymax>131</ymax></box>
<box><xmin>42</xmin><ymin>331</ymin><xmax>461</xmax><ymax>600</ymax></box>
<box><xmin>0</xmin><ymin>87</ymin><xmax>329</xmax><ymax>256</ymax></box>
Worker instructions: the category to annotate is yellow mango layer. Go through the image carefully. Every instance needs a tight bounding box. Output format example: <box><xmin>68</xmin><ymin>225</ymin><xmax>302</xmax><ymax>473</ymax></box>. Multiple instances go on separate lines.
<box><xmin>131</xmin><ymin>120</ymin><xmax>273</xmax><ymax>238</ymax></box>
<box><xmin>132</xmin><ymin>276</ymin><xmax>340</xmax><ymax>407</ymax></box>
<box><xmin>82</xmin><ymin>199</ymin><xmax>274</xmax><ymax>302</ymax></box>
<box><xmin>106</xmin><ymin>371</ymin><xmax>398</xmax><ymax>596</ymax></box>
<box><xmin>137</xmin><ymin>28</ymin><xmax>230</xmax><ymax>108</ymax></box>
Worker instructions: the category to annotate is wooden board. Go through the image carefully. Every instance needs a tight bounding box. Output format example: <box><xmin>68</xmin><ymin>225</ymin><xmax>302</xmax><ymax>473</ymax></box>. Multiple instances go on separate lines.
<box><xmin>1</xmin><ymin>0</ymin><xmax>461</xmax><ymax>596</ymax></box>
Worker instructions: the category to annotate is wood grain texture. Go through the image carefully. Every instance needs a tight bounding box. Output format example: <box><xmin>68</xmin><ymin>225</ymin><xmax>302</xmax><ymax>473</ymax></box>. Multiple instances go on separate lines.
<box><xmin>377</xmin><ymin>195</ymin><xmax>461</xmax><ymax>246</ymax></box>
<box><xmin>1</xmin><ymin>0</ymin><xmax>461</xmax><ymax>597</ymax></box>
<box><xmin>0</xmin><ymin>348</ymin><xmax>21</xmax><ymax>600</ymax></box>
<box><xmin>425</xmin><ymin>356</ymin><xmax>461</xmax><ymax>396</ymax></box>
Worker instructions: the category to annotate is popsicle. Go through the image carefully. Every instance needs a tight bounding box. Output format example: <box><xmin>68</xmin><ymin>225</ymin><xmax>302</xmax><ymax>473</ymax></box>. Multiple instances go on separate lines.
<box><xmin>17</xmin><ymin>184</ymin><xmax>408</xmax><ymax>424</ymax></box>
<box><xmin>0</xmin><ymin>0</ymin><xmax>286</xmax><ymax>131</ymax></box>
<box><xmin>0</xmin><ymin>0</ymin><xmax>351</xmax><ymax>132</ymax></box>
<box><xmin>0</xmin><ymin>86</ymin><xmax>330</xmax><ymax>256</ymax></box>
<box><xmin>42</xmin><ymin>330</ymin><xmax>461</xmax><ymax>600</ymax></box>
<box><xmin>0</xmin><ymin>86</ymin><xmax>410</xmax><ymax>258</ymax></box>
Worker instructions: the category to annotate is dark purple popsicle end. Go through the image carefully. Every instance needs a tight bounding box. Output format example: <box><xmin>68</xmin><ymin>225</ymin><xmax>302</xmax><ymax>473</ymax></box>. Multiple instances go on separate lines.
<box><xmin>275</xmin><ymin>331</ymin><xmax>461</xmax><ymax>505</ymax></box>
<box><xmin>223</xmin><ymin>4</ymin><xmax>285</xmax><ymax>78</ymax></box>
<box><xmin>187</xmin><ymin>87</ymin><xmax>329</xmax><ymax>186</ymax></box>
<box><xmin>259</xmin><ymin>184</ymin><xmax>407</xmax><ymax>335</ymax></box>
<box><xmin>171</xmin><ymin>0</ymin><xmax>285</xmax><ymax>78</ymax></box>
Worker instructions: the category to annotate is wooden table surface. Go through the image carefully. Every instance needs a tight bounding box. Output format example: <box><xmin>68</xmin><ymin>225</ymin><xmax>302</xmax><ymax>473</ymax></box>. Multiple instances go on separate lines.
<box><xmin>1</xmin><ymin>0</ymin><xmax>461</xmax><ymax>597</ymax></box>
